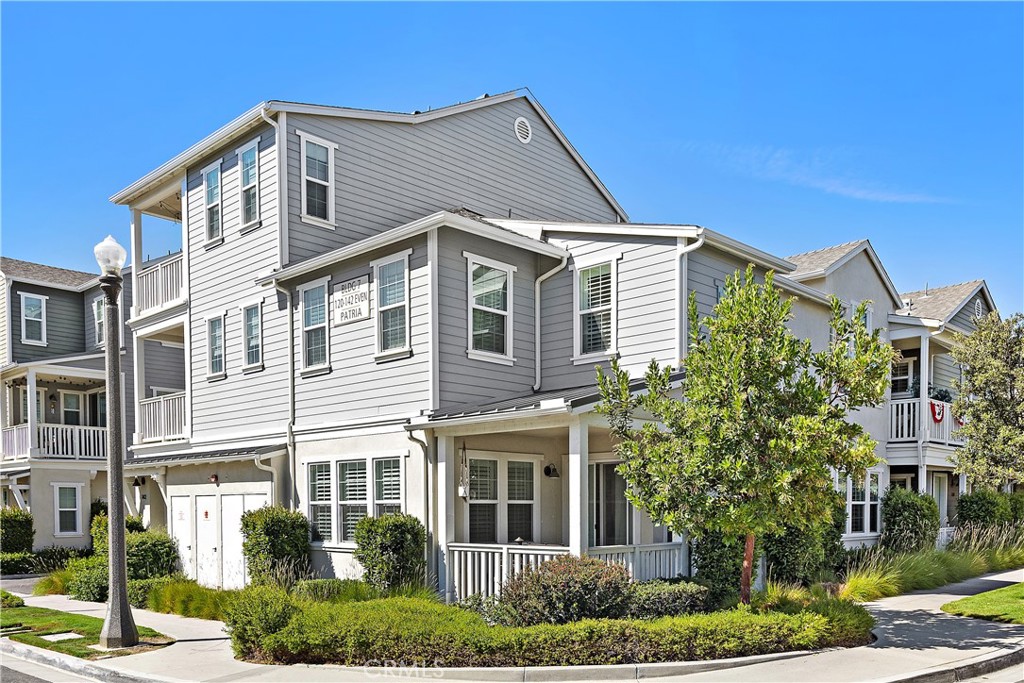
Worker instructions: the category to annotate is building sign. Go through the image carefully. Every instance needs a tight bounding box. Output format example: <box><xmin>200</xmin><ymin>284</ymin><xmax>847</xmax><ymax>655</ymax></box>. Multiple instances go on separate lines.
<box><xmin>333</xmin><ymin>275</ymin><xmax>370</xmax><ymax>325</ymax></box>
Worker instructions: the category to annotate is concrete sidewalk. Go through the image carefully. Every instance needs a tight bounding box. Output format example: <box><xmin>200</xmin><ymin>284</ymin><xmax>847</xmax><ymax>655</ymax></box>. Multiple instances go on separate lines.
<box><xmin>2</xmin><ymin>569</ymin><xmax>1023</xmax><ymax>682</ymax></box>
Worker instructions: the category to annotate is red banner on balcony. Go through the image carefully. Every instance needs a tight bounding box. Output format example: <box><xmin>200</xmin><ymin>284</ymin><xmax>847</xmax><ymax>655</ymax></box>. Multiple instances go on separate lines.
<box><xmin>930</xmin><ymin>400</ymin><xmax>945</xmax><ymax>423</ymax></box>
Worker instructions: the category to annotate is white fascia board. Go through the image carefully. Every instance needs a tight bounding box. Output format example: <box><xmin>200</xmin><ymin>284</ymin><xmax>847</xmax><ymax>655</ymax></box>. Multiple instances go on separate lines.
<box><xmin>775</xmin><ymin>276</ymin><xmax>831</xmax><ymax>306</ymax></box>
<box><xmin>500</xmin><ymin>221</ymin><xmax>702</xmax><ymax>240</ymax></box>
<box><xmin>269</xmin><ymin>90</ymin><xmax>522</xmax><ymax>124</ymax></box>
<box><xmin>700</xmin><ymin>228</ymin><xmax>796</xmax><ymax>274</ymax></box>
<box><xmin>416</xmin><ymin>406</ymin><xmax>571</xmax><ymax>432</ymax></box>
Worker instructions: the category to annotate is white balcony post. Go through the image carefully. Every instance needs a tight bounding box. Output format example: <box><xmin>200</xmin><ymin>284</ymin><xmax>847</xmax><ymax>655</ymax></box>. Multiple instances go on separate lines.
<box><xmin>919</xmin><ymin>333</ymin><xmax>930</xmax><ymax>444</ymax></box>
<box><xmin>437</xmin><ymin>434</ymin><xmax>456</xmax><ymax>602</ymax></box>
<box><xmin>133</xmin><ymin>338</ymin><xmax>145</xmax><ymax>444</ymax></box>
<box><xmin>129</xmin><ymin>209</ymin><xmax>143</xmax><ymax>318</ymax></box>
<box><xmin>27</xmin><ymin>369</ymin><xmax>38</xmax><ymax>455</ymax></box>
<box><xmin>568</xmin><ymin>414</ymin><xmax>589</xmax><ymax>557</ymax></box>
<box><xmin>0</xmin><ymin>384</ymin><xmax>8</xmax><ymax>430</ymax></box>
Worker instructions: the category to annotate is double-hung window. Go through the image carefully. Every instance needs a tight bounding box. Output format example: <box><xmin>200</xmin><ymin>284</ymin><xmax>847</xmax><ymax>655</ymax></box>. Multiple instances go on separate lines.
<box><xmin>464</xmin><ymin>252</ymin><xmax>515</xmax><ymax>364</ymax></box>
<box><xmin>838</xmin><ymin>471</ymin><xmax>880</xmax><ymax>535</ymax></box>
<box><xmin>467</xmin><ymin>456</ymin><xmax>538</xmax><ymax>544</ymax></box>
<box><xmin>20</xmin><ymin>293</ymin><xmax>47</xmax><ymax>345</ymax></box>
<box><xmin>308</xmin><ymin>463</ymin><xmax>332</xmax><ymax>543</ymax></box>
<box><xmin>20</xmin><ymin>388</ymin><xmax>43</xmax><ymax>425</ymax></box>
<box><xmin>202</xmin><ymin>162</ymin><xmax>222</xmax><ymax>243</ymax></box>
<box><xmin>468</xmin><ymin>459</ymin><xmax>499</xmax><ymax>544</ymax></box>
<box><xmin>93</xmin><ymin>298</ymin><xmax>105</xmax><ymax>346</ymax></box>
<box><xmin>299</xmin><ymin>279</ymin><xmax>329</xmax><ymax>372</ymax></box>
<box><xmin>891</xmin><ymin>359</ymin><xmax>914</xmax><ymax>395</ymax></box>
<box><xmin>62</xmin><ymin>393</ymin><xmax>82</xmax><ymax>426</ymax></box>
<box><xmin>307</xmin><ymin>456</ymin><xmax>405</xmax><ymax>545</ymax></box>
<box><xmin>373</xmin><ymin>251</ymin><xmax>410</xmax><ymax>359</ymax></box>
<box><xmin>506</xmin><ymin>461</ymin><xmax>535</xmax><ymax>542</ymax></box>
<box><xmin>53</xmin><ymin>484</ymin><xmax>82</xmax><ymax>536</ymax></box>
<box><xmin>338</xmin><ymin>461</ymin><xmax>368</xmax><ymax>542</ymax></box>
<box><xmin>297</xmin><ymin>131</ymin><xmax>336</xmax><ymax>227</ymax></box>
<box><xmin>242</xmin><ymin>302</ymin><xmax>262</xmax><ymax>370</ymax></box>
<box><xmin>207</xmin><ymin>315</ymin><xmax>226</xmax><ymax>378</ymax></box>
<box><xmin>573</xmin><ymin>256</ymin><xmax>619</xmax><ymax>360</ymax></box>
<box><xmin>237</xmin><ymin>139</ymin><xmax>260</xmax><ymax>229</ymax></box>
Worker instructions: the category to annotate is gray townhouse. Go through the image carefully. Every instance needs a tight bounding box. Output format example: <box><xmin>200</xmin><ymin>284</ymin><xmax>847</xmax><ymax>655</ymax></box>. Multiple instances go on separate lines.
<box><xmin>104</xmin><ymin>90</ymin><xmax>997</xmax><ymax>596</ymax></box>
<box><xmin>0</xmin><ymin>256</ymin><xmax>184</xmax><ymax>549</ymax></box>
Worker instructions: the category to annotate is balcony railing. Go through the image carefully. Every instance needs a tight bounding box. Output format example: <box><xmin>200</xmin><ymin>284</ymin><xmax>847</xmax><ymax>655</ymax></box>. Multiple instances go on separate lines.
<box><xmin>889</xmin><ymin>398</ymin><xmax>964</xmax><ymax>446</ymax></box>
<box><xmin>588</xmin><ymin>542</ymin><xmax>688</xmax><ymax>582</ymax></box>
<box><xmin>139</xmin><ymin>392</ymin><xmax>186</xmax><ymax>443</ymax></box>
<box><xmin>1</xmin><ymin>424</ymin><xmax>107</xmax><ymax>459</ymax></box>
<box><xmin>135</xmin><ymin>253</ymin><xmax>184</xmax><ymax>316</ymax></box>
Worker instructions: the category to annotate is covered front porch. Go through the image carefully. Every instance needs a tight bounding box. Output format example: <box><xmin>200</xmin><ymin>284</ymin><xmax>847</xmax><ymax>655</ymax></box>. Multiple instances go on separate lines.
<box><xmin>426</xmin><ymin>404</ymin><xmax>687</xmax><ymax>602</ymax></box>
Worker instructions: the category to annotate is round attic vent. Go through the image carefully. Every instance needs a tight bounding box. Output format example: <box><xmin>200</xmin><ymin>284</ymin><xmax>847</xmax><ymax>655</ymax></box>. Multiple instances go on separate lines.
<box><xmin>513</xmin><ymin>117</ymin><xmax>532</xmax><ymax>144</ymax></box>
<box><xmin>974</xmin><ymin>299</ymin><xmax>983</xmax><ymax>318</ymax></box>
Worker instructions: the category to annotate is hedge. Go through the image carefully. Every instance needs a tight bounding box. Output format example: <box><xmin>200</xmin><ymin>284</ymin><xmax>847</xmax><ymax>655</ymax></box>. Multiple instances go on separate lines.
<box><xmin>0</xmin><ymin>551</ymin><xmax>36</xmax><ymax>575</ymax></box>
<box><xmin>628</xmin><ymin>579</ymin><xmax>709</xmax><ymax>619</ymax></box>
<box><xmin>497</xmin><ymin>555</ymin><xmax>631</xmax><ymax>626</ymax></box>
<box><xmin>957</xmin><ymin>490</ymin><xmax>1012</xmax><ymax>526</ymax></box>
<box><xmin>224</xmin><ymin>589</ymin><xmax>873</xmax><ymax>666</ymax></box>
<box><xmin>880</xmin><ymin>487</ymin><xmax>940</xmax><ymax>554</ymax></box>
<box><xmin>0</xmin><ymin>508</ymin><xmax>33</xmax><ymax>553</ymax></box>
<box><xmin>240</xmin><ymin>506</ymin><xmax>310</xmax><ymax>586</ymax></box>
<box><xmin>353</xmin><ymin>513</ymin><xmax>426</xmax><ymax>592</ymax></box>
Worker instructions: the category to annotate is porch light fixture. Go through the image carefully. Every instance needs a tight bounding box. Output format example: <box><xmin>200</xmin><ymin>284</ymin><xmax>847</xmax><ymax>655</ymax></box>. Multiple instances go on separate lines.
<box><xmin>49</xmin><ymin>394</ymin><xmax>58</xmax><ymax>412</ymax></box>
<box><xmin>132</xmin><ymin>477</ymin><xmax>144</xmax><ymax>488</ymax></box>
<box><xmin>94</xmin><ymin>235</ymin><xmax>127</xmax><ymax>277</ymax></box>
<box><xmin>544</xmin><ymin>464</ymin><xmax>560</xmax><ymax>478</ymax></box>
<box><xmin>209</xmin><ymin>474</ymin><xmax>219</xmax><ymax>484</ymax></box>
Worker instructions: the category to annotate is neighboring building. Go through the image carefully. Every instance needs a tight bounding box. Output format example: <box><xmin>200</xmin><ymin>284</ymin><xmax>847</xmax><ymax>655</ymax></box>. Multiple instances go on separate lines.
<box><xmin>0</xmin><ymin>256</ymin><xmax>184</xmax><ymax>549</ymax></box>
<box><xmin>105</xmin><ymin>90</ymin><xmax>996</xmax><ymax>595</ymax></box>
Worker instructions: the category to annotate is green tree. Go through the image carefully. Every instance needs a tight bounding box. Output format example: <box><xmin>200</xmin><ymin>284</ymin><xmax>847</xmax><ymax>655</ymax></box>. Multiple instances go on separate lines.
<box><xmin>950</xmin><ymin>312</ymin><xmax>1024</xmax><ymax>488</ymax></box>
<box><xmin>597</xmin><ymin>266</ymin><xmax>895</xmax><ymax>604</ymax></box>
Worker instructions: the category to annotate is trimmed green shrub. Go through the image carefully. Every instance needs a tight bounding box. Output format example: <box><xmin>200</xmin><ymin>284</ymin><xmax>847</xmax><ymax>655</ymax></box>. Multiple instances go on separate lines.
<box><xmin>802</xmin><ymin>597</ymin><xmax>876</xmax><ymax>647</ymax></box>
<box><xmin>0</xmin><ymin>551</ymin><xmax>36</xmax><ymax>575</ymax></box>
<box><xmin>147</xmin><ymin>578</ymin><xmax>238</xmax><ymax>621</ymax></box>
<box><xmin>880</xmin><ymin>486</ymin><xmax>940</xmax><ymax>553</ymax></box>
<box><xmin>126</xmin><ymin>515</ymin><xmax>146</xmax><ymax>533</ymax></box>
<box><xmin>497</xmin><ymin>555</ymin><xmax>631</xmax><ymax>626</ymax></box>
<box><xmin>628</xmin><ymin>579</ymin><xmax>709</xmax><ymax>618</ymax></box>
<box><xmin>68</xmin><ymin>565</ymin><xmax>108</xmax><ymax>602</ymax></box>
<box><xmin>126</xmin><ymin>530</ymin><xmax>180</xmax><ymax>579</ymax></box>
<box><xmin>1006</xmin><ymin>492</ymin><xmax>1024</xmax><ymax>523</ymax></box>
<box><xmin>292</xmin><ymin>578</ymin><xmax>376</xmax><ymax>603</ymax></box>
<box><xmin>127</xmin><ymin>576</ymin><xmax>176</xmax><ymax>608</ymax></box>
<box><xmin>692</xmin><ymin>532</ymin><xmax>760</xmax><ymax>608</ymax></box>
<box><xmin>33</xmin><ymin>545</ymin><xmax>89</xmax><ymax>573</ymax></box>
<box><xmin>764</xmin><ymin>525</ymin><xmax>827</xmax><ymax>586</ymax></box>
<box><xmin>240</xmin><ymin>506</ymin><xmax>310</xmax><ymax>586</ymax></box>
<box><xmin>0</xmin><ymin>508</ymin><xmax>34</xmax><ymax>553</ymax></box>
<box><xmin>353</xmin><ymin>513</ymin><xmax>426</xmax><ymax>592</ymax></box>
<box><xmin>91</xmin><ymin>512</ymin><xmax>108</xmax><ymax>551</ymax></box>
<box><xmin>224</xmin><ymin>585</ymin><xmax>298</xmax><ymax>658</ymax></box>
<box><xmin>1</xmin><ymin>589</ymin><xmax>24</xmax><ymax>607</ymax></box>
<box><xmin>957</xmin><ymin>490</ymin><xmax>1012</xmax><ymax>526</ymax></box>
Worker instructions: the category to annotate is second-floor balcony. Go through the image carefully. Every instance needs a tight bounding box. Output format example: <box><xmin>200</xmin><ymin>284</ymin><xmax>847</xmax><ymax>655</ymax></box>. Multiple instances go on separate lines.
<box><xmin>1</xmin><ymin>424</ymin><xmax>107</xmax><ymax>460</ymax></box>
<box><xmin>138</xmin><ymin>392</ymin><xmax>187</xmax><ymax>443</ymax></box>
<box><xmin>135</xmin><ymin>252</ymin><xmax>184</xmax><ymax>317</ymax></box>
<box><xmin>889</xmin><ymin>398</ymin><xmax>964</xmax><ymax>446</ymax></box>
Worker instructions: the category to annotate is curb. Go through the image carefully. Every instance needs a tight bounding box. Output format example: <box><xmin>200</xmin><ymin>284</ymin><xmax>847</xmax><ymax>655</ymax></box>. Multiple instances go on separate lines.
<box><xmin>872</xmin><ymin>640</ymin><xmax>1024</xmax><ymax>683</ymax></box>
<box><xmin>0</xmin><ymin>638</ymin><xmax>179</xmax><ymax>683</ymax></box>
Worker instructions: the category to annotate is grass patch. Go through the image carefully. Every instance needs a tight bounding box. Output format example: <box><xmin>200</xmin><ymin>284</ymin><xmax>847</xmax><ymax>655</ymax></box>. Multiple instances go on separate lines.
<box><xmin>0</xmin><ymin>604</ymin><xmax>171</xmax><ymax>659</ymax></box>
<box><xmin>941</xmin><ymin>582</ymin><xmax>1024</xmax><ymax>625</ymax></box>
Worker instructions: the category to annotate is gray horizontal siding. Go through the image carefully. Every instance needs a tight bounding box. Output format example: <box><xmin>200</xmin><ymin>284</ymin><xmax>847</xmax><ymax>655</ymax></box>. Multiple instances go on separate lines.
<box><xmin>950</xmin><ymin>292</ymin><xmax>991</xmax><ymax>330</ymax></box>
<box><xmin>932</xmin><ymin>354</ymin><xmax>960</xmax><ymax>396</ymax></box>
<box><xmin>10</xmin><ymin>282</ymin><xmax>85</xmax><ymax>362</ymax></box>
<box><xmin>143</xmin><ymin>341</ymin><xmax>185</xmax><ymax>396</ymax></box>
<box><xmin>285</xmin><ymin>98</ymin><xmax>620</xmax><ymax>263</ymax></box>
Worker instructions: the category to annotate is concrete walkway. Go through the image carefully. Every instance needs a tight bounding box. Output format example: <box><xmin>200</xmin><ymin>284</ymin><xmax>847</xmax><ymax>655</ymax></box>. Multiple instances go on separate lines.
<box><xmin>2</xmin><ymin>569</ymin><xmax>1022</xmax><ymax>682</ymax></box>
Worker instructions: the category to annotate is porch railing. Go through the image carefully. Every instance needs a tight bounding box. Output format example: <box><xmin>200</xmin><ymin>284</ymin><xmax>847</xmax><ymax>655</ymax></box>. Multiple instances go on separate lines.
<box><xmin>1</xmin><ymin>424</ymin><xmax>106</xmax><ymax>459</ymax></box>
<box><xmin>1</xmin><ymin>425</ymin><xmax>30</xmax><ymax>459</ymax></box>
<box><xmin>588</xmin><ymin>542</ymin><xmax>688</xmax><ymax>582</ymax></box>
<box><xmin>889</xmin><ymin>399</ymin><xmax>963</xmax><ymax>446</ymax></box>
<box><xmin>936</xmin><ymin>526</ymin><xmax>955</xmax><ymax>550</ymax></box>
<box><xmin>139</xmin><ymin>392</ymin><xmax>187</xmax><ymax>442</ymax></box>
<box><xmin>135</xmin><ymin>253</ymin><xmax>184</xmax><ymax>315</ymax></box>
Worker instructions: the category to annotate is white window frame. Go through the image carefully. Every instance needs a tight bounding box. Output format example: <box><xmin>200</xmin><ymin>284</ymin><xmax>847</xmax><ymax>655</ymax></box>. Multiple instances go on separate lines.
<box><xmin>241</xmin><ymin>300</ymin><xmax>263</xmax><ymax>373</ymax></box>
<box><xmin>891</xmin><ymin>358</ymin><xmax>915</xmax><ymax>397</ymax></box>
<box><xmin>307</xmin><ymin>461</ymin><xmax>333</xmax><ymax>544</ymax></box>
<box><xmin>235</xmin><ymin>138</ymin><xmax>261</xmax><ymax>232</ymax></box>
<box><xmin>19</xmin><ymin>387</ymin><xmax>44</xmax><ymax>425</ymax></box>
<box><xmin>464</xmin><ymin>451</ymin><xmax>542</xmax><ymax>545</ymax></box>
<box><xmin>298</xmin><ymin>276</ymin><xmax>331</xmax><ymax>375</ymax></box>
<box><xmin>201</xmin><ymin>161</ymin><xmax>223</xmax><ymax>246</ymax></box>
<box><xmin>60</xmin><ymin>390</ymin><xmax>84</xmax><ymax>426</ymax></box>
<box><xmin>837</xmin><ymin>470</ymin><xmax>881</xmax><ymax>536</ymax></box>
<box><xmin>19</xmin><ymin>292</ymin><xmax>47</xmax><ymax>346</ymax></box>
<box><xmin>52</xmin><ymin>482</ymin><xmax>84</xmax><ymax>537</ymax></box>
<box><xmin>463</xmin><ymin>252</ymin><xmax>516</xmax><ymax>366</ymax></box>
<box><xmin>206</xmin><ymin>313</ymin><xmax>227</xmax><ymax>380</ymax></box>
<box><xmin>93</xmin><ymin>296</ymin><xmax>105</xmax><ymax>347</ymax></box>
<box><xmin>296</xmin><ymin>129</ymin><xmax>337</xmax><ymax>229</ymax></box>
<box><xmin>371</xmin><ymin>250</ymin><xmax>412</xmax><ymax>362</ymax></box>
<box><xmin>572</xmin><ymin>254</ymin><xmax>621</xmax><ymax>364</ymax></box>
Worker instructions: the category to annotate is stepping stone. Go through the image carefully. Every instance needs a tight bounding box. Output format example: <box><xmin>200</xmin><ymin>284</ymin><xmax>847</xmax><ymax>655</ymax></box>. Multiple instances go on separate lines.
<box><xmin>39</xmin><ymin>632</ymin><xmax>83</xmax><ymax>642</ymax></box>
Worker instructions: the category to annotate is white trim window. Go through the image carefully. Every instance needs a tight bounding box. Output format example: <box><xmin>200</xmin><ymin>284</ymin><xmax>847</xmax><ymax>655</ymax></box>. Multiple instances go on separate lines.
<box><xmin>839</xmin><ymin>471</ymin><xmax>881</xmax><ymax>535</ymax></box>
<box><xmin>236</xmin><ymin>139</ymin><xmax>261</xmax><ymax>230</ymax></box>
<box><xmin>20</xmin><ymin>388</ymin><xmax>43</xmax><ymax>425</ymax></box>
<box><xmin>299</xmin><ymin>279</ymin><xmax>330</xmax><ymax>372</ymax></box>
<box><xmin>93</xmin><ymin>297</ymin><xmax>105</xmax><ymax>346</ymax></box>
<box><xmin>338</xmin><ymin>460</ymin><xmax>368</xmax><ymax>542</ymax></box>
<box><xmin>464</xmin><ymin>252</ymin><xmax>516</xmax><ymax>364</ymax></box>
<box><xmin>61</xmin><ymin>392</ymin><xmax>83</xmax><ymax>426</ymax></box>
<box><xmin>374</xmin><ymin>458</ymin><xmax>403</xmax><ymax>516</ymax></box>
<box><xmin>297</xmin><ymin>130</ymin><xmax>337</xmax><ymax>228</ymax></box>
<box><xmin>242</xmin><ymin>302</ymin><xmax>263</xmax><ymax>371</ymax></box>
<box><xmin>467</xmin><ymin>455</ymin><xmax>540</xmax><ymax>544</ymax></box>
<box><xmin>207</xmin><ymin>315</ymin><xmax>226</xmax><ymax>379</ymax></box>
<box><xmin>53</xmin><ymin>483</ymin><xmax>83</xmax><ymax>536</ymax></box>
<box><xmin>308</xmin><ymin>462</ymin><xmax>332</xmax><ymax>543</ymax></box>
<box><xmin>20</xmin><ymin>293</ymin><xmax>47</xmax><ymax>346</ymax></box>
<box><xmin>372</xmin><ymin>251</ymin><xmax>411</xmax><ymax>359</ymax></box>
<box><xmin>891</xmin><ymin>359</ymin><xmax>915</xmax><ymax>395</ymax></box>
<box><xmin>573</xmin><ymin>256</ymin><xmax>619</xmax><ymax>360</ymax></box>
<box><xmin>202</xmin><ymin>162</ymin><xmax>223</xmax><ymax>243</ymax></box>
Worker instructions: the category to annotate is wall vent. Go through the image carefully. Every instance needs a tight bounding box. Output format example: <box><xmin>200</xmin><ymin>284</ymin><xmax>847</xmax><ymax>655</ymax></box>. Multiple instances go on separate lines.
<box><xmin>513</xmin><ymin>117</ymin><xmax>532</xmax><ymax>145</ymax></box>
<box><xmin>974</xmin><ymin>299</ymin><xmax>983</xmax><ymax>318</ymax></box>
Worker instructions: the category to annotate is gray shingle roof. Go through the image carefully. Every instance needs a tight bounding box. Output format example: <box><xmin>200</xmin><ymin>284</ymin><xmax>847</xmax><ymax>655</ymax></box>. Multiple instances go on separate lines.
<box><xmin>0</xmin><ymin>257</ymin><xmax>96</xmax><ymax>288</ymax></box>
<box><xmin>126</xmin><ymin>444</ymin><xmax>284</xmax><ymax>466</ymax></box>
<box><xmin>896</xmin><ymin>281</ymin><xmax>984</xmax><ymax>321</ymax></box>
<box><xmin>786</xmin><ymin>240</ymin><xmax>867</xmax><ymax>277</ymax></box>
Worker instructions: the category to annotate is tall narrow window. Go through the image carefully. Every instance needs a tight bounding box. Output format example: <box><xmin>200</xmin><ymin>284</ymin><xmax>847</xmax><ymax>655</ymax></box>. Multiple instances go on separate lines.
<box><xmin>846</xmin><ymin>472</ymin><xmax>880</xmax><ymax>534</ymax></box>
<box><xmin>891</xmin><ymin>360</ymin><xmax>914</xmax><ymax>395</ymax></box>
<box><xmin>300</xmin><ymin>282</ymin><xmax>329</xmax><ymax>370</ymax></box>
<box><xmin>94</xmin><ymin>298</ymin><xmax>105</xmax><ymax>346</ymax></box>
<box><xmin>62</xmin><ymin>393</ymin><xmax>81</xmax><ymax>426</ymax></box>
<box><xmin>338</xmin><ymin>461</ymin><xmax>368</xmax><ymax>542</ymax></box>
<box><xmin>54</xmin><ymin>485</ymin><xmax>80</xmax><ymax>535</ymax></box>
<box><xmin>243</xmin><ymin>303</ymin><xmax>262</xmax><ymax>369</ymax></box>
<box><xmin>465</xmin><ymin>253</ymin><xmax>515</xmax><ymax>362</ymax></box>
<box><xmin>20</xmin><ymin>293</ymin><xmax>46</xmax><ymax>345</ymax></box>
<box><xmin>20</xmin><ymin>388</ymin><xmax>42</xmax><ymax>425</ymax></box>
<box><xmin>507</xmin><ymin>461</ymin><xmax>534</xmax><ymax>542</ymax></box>
<box><xmin>308</xmin><ymin>463</ymin><xmax>332</xmax><ymax>543</ymax></box>
<box><xmin>202</xmin><ymin>163</ymin><xmax>222</xmax><ymax>242</ymax></box>
<box><xmin>374</xmin><ymin>458</ymin><xmax>402</xmax><ymax>515</ymax></box>
<box><xmin>298</xmin><ymin>131</ymin><xmax>336</xmax><ymax>227</ymax></box>
<box><xmin>374</xmin><ymin>254</ymin><xmax>409</xmax><ymax>356</ymax></box>
<box><xmin>238</xmin><ymin>140</ymin><xmax>260</xmax><ymax>228</ymax></box>
<box><xmin>207</xmin><ymin>316</ymin><xmax>225</xmax><ymax>377</ymax></box>
<box><xmin>576</xmin><ymin>261</ymin><xmax>615</xmax><ymax>357</ymax></box>
<box><xmin>468</xmin><ymin>459</ymin><xmax>498</xmax><ymax>543</ymax></box>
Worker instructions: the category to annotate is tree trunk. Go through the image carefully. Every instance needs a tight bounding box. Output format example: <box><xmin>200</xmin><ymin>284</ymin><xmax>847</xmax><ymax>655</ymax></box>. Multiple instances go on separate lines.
<box><xmin>740</xmin><ymin>533</ymin><xmax>755</xmax><ymax>605</ymax></box>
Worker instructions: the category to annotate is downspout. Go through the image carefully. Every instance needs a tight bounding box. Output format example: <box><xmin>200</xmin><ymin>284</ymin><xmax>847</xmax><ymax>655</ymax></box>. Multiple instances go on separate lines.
<box><xmin>254</xmin><ymin>452</ymin><xmax>276</xmax><ymax>506</ymax></box>
<box><xmin>533</xmin><ymin>256</ymin><xmax>569</xmax><ymax>391</ymax></box>
<box><xmin>407</xmin><ymin>429</ymin><xmax>434</xmax><ymax>582</ymax></box>
<box><xmin>274</xmin><ymin>279</ymin><xmax>297</xmax><ymax>510</ymax></box>
<box><xmin>676</xmin><ymin>232</ymin><xmax>706</xmax><ymax>365</ymax></box>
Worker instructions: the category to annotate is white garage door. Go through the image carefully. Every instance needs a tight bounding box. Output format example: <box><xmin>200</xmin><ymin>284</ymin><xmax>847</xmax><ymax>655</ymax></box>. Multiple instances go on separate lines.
<box><xmin>170</xmin><ymin>495</ymin><xmax>193</xmax><ymax>579</ymax></box>
<box><xmin>195</xmin><ymin>495</ymin><xmax>219</xmax><ymax>588</ymax></box>
<box><xmin>220</xmin><ymin>493</ymin><xmax>267</xmax><ymax>590</ymax></box>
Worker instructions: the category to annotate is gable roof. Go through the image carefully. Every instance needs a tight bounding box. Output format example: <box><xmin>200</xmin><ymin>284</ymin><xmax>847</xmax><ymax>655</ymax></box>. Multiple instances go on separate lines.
<box><xmin>0</xmin><ymin>257</ymin><xmax>96</xmax><ymax>290</ymax></box>
<box><xmin>786</xmin><ymin>239</ymin><xmax>903</xmax><ymax>308</ymax></box>
<box><xmin>896</xmin><ymin>280</ymin><xmax>995</xmax><ymax>323</ymax></box>
<box><xmin>110</xmin><ymin>90</ymin><xmax>628</xmax><ymax>222</ymax></box>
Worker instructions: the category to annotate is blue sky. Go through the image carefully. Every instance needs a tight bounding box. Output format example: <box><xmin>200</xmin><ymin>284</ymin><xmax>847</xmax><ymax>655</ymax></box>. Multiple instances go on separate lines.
<box><xmin>2</xmin><ymin>2</ymin><xmax>1021</xmax><ymax>313</ymax></box>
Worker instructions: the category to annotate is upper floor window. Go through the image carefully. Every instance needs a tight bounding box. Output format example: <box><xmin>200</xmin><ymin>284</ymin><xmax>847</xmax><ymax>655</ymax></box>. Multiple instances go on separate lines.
<box><xmin>372</xmin><ymin>251</ymin><xmax>410</xmax><ymax>360</ymax></box>
<box><xmin>891</xmin><ymin>359</ymin><xmax>914</xmax><ymax>395</ymax></box>
<box><xmin>573</xmin><ymin>256</ymin><xmax>619</xmax><ymax>360</ymax></box>
<box><xmin>202</xmin><ymin>162</ymin><xmax>222</xmax><ymax>243</ymax></box>
<box><xmin>20</xmin><ymin>293</ymin><xmax>47</xmax><ymax>345</ymax></box>
<box><xmin>242</xmin><ymin>302</ymin><xmax>262</xmax><ymax>370</ymax></box>
<box><xmin>207</xmin><ymin>315</ymin><xmax>225</xmax><ymax>379</ymax></box>
<box><xmin>299</xmin><ymin>279</ymin><xmax>329</xmax><ymax>372</ymax></box>
<box><xmin>237</xmin><ymin>139</ymin><xmax>260</xmax><ymax>229</ymax></box>
<box><xmin>62</xmin><ymin>392</ymin><xmax>82</xmax><ymax>426</ymax></box>
<box><xmin>464</xmin><ymin>252</ymin><xmax>515</xmax><ymax>365</ymax></box>
<box><xmin>20</xmin><ymin>388</ymin><xmax>43</xmax><ymax>425</ymax></box>
<box><xmin>297</xmin><ymin>130</ymin><xmax>336</xmax><ymax>228</ymax></box>
<box><xmin>93</xmin><ymin>297</ymin><xmax>104</xmax><ymax>346</ymax></box>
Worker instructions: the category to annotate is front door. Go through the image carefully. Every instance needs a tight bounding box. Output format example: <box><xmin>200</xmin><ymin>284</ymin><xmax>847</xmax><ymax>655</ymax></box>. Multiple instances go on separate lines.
<box><xmin>220</xmin><ymin>493</ymin><xmax>267</xmax><ymax>590</ymax></box>
<box><xmin>195</xmin><ymin>495</ymin><xmax>219</xmax><ymax>587</ymax></box>
<box><xmin>170</xmin><ymin>495</ymin><xmax>193</xmax><ymax>579</ymax></box>
<box><xmin>588</xmin><ymin>463</ymin><xmax>632</xmax><ymax>547</ymax></box>
<box><xmin>932</xmin><ymin>473</ymin><xmax>949</xmax><ymax>526</ymax></box>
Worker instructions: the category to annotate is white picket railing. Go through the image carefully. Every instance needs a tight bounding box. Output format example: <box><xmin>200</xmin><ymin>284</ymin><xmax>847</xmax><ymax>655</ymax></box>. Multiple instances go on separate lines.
<box><xmin>139</xmin><ymin>392</ymin><xmax>186</xmax><ymax>442</ymax></box>
<box><xmin>889</xmin><ymin>399</ymin><xmax>963</xmax><ymax>446</ymax></box>
<box><xmin>936</xmin><ymin>527</ymin><xmax>956</xmax><ymax>550</ymax></box>
<box><xmin>588</xmin><ymin>542</ymin><xmax>688</xmax><ymax>582</ymax></box>
<box><xmin>1</xmin><ymin>425</ymin><xmax>30</xmax><ymax>458</ymax></box>
<box><xmin>2</xmin><ymin>424</ymin><xmax>106</xmax><ymax>459</ymax></box>
<box><xmin>135</xmin><ymin>253</ymin><xmax>184</xmax><ymax>315</ymax></box>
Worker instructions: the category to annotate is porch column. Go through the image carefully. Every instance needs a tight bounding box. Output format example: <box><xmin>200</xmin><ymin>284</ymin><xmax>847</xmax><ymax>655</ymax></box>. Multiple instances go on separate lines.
<box><xmin>129</xmin><ymin>208</ymin><xmax>143</xmax><ymax>318</ymax></box>
<box><xmin>917</xmin><ymin>333</ymin><xmax>930</xmax><ymax>494</ymax></box>
<box><xmin>1</xmin><ymin>383</ymin><xmax>8</xmax><ymax>429</ymax></box>
<box><xmin>133</xmin><ymin>337</ymin><xmax>145</xmax><ymax>444</ymax></box>
<box><xmin>568</xmin><ymin>415</ymin><xmax>589</xmax><ymax>556</ymax></box>
<box><xmin>27</xmin><ymin>369</ymin><xmax>38</xmax><ymax>455</ymax></box>
<box><xmin>436</xmin><ymin>434</ymin><xmax>456</xmax><ymax>602</ymax></box>
<box><xmin>918</xmin><ymin>464</ymin><xmax>928</xmax><ymax>495</ymax></box>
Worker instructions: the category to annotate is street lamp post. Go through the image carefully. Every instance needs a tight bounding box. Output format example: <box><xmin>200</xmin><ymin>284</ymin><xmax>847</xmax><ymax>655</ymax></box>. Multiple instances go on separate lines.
<box><xmin>95</xmin><ymin>235</ymin><xmax>139</xmax><ymax>649</ymax></box>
